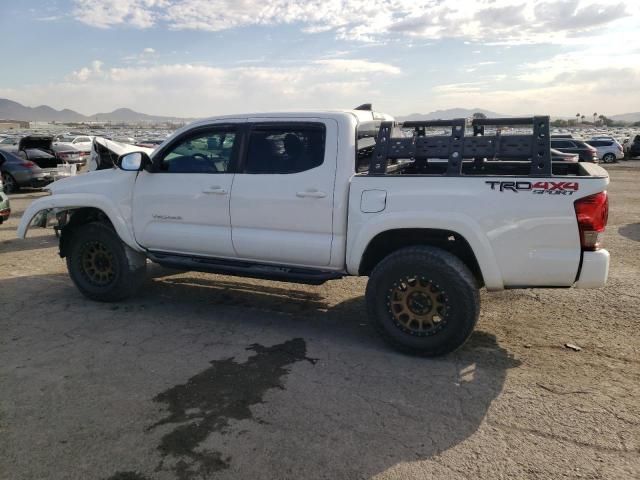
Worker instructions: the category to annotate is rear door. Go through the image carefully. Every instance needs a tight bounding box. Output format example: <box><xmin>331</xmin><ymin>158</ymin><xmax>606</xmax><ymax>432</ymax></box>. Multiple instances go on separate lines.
<box><xmin>230</xmin><ymin>119</ymin><xmax>338</xmax><ymax>267</ymax></box>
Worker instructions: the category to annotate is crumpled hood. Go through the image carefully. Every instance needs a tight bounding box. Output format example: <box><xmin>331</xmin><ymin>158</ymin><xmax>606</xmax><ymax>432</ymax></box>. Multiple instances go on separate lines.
<box><xmin>47</xmin><ymin>168</ymin><xmax>125</xmax><ymax>194</ymax></box>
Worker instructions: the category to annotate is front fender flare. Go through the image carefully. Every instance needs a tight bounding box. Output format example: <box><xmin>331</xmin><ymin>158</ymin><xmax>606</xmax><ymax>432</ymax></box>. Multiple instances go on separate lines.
<box><xmin>17</xmin><ymin>193</ymin><xmax>143</xmax><ymax>253</ymax></box>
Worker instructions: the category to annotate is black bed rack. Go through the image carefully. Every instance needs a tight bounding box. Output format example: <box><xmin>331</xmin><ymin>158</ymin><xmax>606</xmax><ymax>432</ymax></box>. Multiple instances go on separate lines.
<box><xmin>367</xmin><ymin>116</ymin><xmax>552</xmax><ymax>176</ymax></box>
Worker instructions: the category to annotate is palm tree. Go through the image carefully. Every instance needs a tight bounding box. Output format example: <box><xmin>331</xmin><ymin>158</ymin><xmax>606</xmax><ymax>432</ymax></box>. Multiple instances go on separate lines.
<box><xmin>593</xmin><ymin>112</ymin><xmax>597</xmax><ymax>125</ymax></box>
<box><xmin>581</xmin><ymin>115</ymin><xmax>585</xmax><ymax>124</ymax></box>
<box><xmin>576</xmin><ymin>113</ymin><xmax>580</xmax><ymax>124</ymax></box>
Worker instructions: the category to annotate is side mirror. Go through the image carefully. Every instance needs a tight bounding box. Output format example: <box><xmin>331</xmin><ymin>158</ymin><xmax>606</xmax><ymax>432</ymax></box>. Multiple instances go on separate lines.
<box><xmin>117</xmin><ymin>151</ymin><xmax>151</xmax><ymax>171</ymax></box>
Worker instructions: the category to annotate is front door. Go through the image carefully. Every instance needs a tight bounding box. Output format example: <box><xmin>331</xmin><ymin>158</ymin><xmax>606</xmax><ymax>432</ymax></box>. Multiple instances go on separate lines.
<box><xmin>132</xmin><ymin>123</ymin><xmax>240</xmax><ymax>258</ymax></box>
<box><xmin>230</xmin><ymin>119</ymin><xmax>337</xmax><ymax>267</ymax></box>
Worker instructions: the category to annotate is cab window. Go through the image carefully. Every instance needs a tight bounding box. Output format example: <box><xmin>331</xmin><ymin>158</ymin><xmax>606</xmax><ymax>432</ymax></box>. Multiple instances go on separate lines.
<box><xmin>158</xmin><ymin>128</ymin><xmax>236</xmax><ymax>173</ymax></box>
<box><xmin>244</xmin><ymin>124</ymin><xmax>325</xmax><ymax>174</ymax></box>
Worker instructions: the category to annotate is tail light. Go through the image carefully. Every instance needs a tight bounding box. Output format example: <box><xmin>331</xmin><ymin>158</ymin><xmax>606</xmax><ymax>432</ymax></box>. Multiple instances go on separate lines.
<box><xmin>617</xmin><ymin>145</ymin><xmax>623</xmax><ymax>152</ymax></box>
<box><xmin>574</xmin><ymin>191</ymin><xmax>608</xmax><ymax>251</ymax></box>
<box><xmin>21</xmin><ymin>160</ymin><xmax>36</xmax><ymax>168</ymax></box>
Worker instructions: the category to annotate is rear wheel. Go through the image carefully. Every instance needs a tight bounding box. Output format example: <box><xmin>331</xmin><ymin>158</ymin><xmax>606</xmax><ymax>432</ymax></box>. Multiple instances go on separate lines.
<box><xmin>602</xmin><ymin>153</ymin><xmax>616</xmax><ymax>163</ymax></box>
<box><xmin>1</xmin><ymin>172</ymin><xmax>18</xmax><ymax>194</ymax></box>
<box><xmin>66</xmin><ymin>222</ymin><xmax>146</xmax><ymax>302</ymax></box>
<box><xmin>366</xmin><ymin>246</ymin><xmax>480</xmax><ymax>356</ymax></box>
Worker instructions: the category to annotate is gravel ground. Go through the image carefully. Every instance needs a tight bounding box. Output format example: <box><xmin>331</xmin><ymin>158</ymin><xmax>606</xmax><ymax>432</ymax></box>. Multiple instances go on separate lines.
<box><xmin>0</xmin><ymin>164</ymin><xmax>638</xmax><ymax>480</ymax></box>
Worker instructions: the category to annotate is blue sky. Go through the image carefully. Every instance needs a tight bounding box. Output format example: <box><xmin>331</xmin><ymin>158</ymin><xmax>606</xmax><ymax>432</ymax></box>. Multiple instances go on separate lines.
<box><xmin>0</xmin><ymin>0</ymin><xmax>638</xmax><ymax>117</ymax></box>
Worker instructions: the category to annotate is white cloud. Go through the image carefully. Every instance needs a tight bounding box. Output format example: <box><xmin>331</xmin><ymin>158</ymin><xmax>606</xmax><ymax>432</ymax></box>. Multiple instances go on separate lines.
<box><xmin>426</xmin><ymin>66</ymin><xmax>640</xmax><ymax>116</ymax></box>
<box><xmin>73</xmin><ymin>0</ymin><xmax>167</xmax><ymax>29</ymax></box>
<box><xmin>0</xmin><ymin>58</ymin><xmax>401</xmax><ymax>116</ymax></box>
<box><xmin>70</xmin><ymin>0</ymin><xmax>637</xmax><ymax>44</ymax></box>
<box><xmin>313</xmin><ymin>59</ymin><xmax>401</xmax><ymax>75</ymax></box>
<box><xmin>123</xmin><ymin>47</ymin><xmax>160</xmax><ymax>64</ymax></box>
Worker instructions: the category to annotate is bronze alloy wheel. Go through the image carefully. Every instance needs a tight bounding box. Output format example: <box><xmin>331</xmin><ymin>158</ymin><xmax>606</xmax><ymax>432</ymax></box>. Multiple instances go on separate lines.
<box><xmin>80</xmin><ymin>240</ymin><xmax>116</xmax><ymax>286</ymax></box>
<box><xmin>387</xmin><ymin>276</ymin><xmax>449</xmax><ymax>336</ymax></box>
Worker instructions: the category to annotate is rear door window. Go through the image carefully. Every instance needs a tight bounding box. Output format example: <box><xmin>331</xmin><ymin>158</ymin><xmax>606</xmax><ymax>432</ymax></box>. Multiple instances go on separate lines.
<box><xmin>244</xmin><ymin>124</ymin><xmax>326</xmax><ymax>174</ymax></box>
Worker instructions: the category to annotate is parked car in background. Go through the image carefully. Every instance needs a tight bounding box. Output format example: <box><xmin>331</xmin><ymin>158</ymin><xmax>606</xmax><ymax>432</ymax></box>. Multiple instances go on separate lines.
<box><xmin>0</xmin><ymin>149</ymin><xmax>54</xmax><ymax>193</ymax></box>
<box><xmin>0</xmin><ymin>136</ymin><xmax>20</xmax><ymax>147</ymax></box>
<box><xmin>629</xmin><ymin>135</ymin><xmax>640</xmax><ymax>158</ymax></box>
<box><xmin>53</xmin><ymin>135</ymin><xmax>93</xmax><ymax>151</ymax></box>
<box><xmin>0</xmin><ymin>176</ymin><xmax>10</xmax><ymax>223</ymax></box>
<box><xmin>588</xmin><ymin>138</ymin><xmax>624</xmax><ymax>163</ymax></box>
<box><xmin>112</xmin><ymin>136</ymin><xmax>136</xmax><ymax>145</ymax></box>
<box><xmin>56</xmin><ymin>149</ymin><xmax>89</xmax><ymax>164</ymax></box>
<box><xmin>17</xmin><ymin>148</ymin><xmax>60</xmax><ymax>169</ymax></box>
<box><xmin>551</xmin><ymin>148</ymin><xmax>579</xmax><ymax>163</ymax></box>
<box><xmin>52</xmin><ymin>135</ymin><xmax>92</xmax><ymax>165</ymax></box>
<box><xmin>134</xmin><ymin>138</ymin><xmax>164</xmax><ymax>148</ymax></box>
<box><xmin>11</xmin><ymin>135</ymin><xmax>76</xmax><ymax>169</ymax></box>
<box><xmin>550</xmin><ymin>138</ymin><xmax>599</xmax><ymax>162</ymax></box>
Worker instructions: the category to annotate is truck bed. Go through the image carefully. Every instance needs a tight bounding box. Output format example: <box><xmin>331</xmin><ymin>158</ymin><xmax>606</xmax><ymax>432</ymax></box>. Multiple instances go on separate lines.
<box><xmin>346</xmin><ymin>134</ymin><xmax>609</xmax><ymax>290</ymax></box>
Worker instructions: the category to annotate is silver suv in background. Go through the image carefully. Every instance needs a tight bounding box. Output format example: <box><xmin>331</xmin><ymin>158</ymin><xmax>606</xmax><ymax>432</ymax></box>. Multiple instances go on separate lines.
<box><xmin>588</xmin><ymin>137</ymin><xmax>624</xmax><ymax>163</ymax></box>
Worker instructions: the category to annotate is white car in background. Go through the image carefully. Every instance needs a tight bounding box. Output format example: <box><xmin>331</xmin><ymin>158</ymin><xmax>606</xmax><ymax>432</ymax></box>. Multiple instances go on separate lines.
<box><xmin>52</xmin><ymin>135</ymin><xmax>94</xmax><ymax>164</ymax></box>
<box><xmin>588</xmin><ymin>137</ymin><xmax>624</xmax><ymax>163</ymax></box>
<box><xmin>53</xmin><ymin>135</ymin><xmax>94</xmax><ymax>152</ymax></box>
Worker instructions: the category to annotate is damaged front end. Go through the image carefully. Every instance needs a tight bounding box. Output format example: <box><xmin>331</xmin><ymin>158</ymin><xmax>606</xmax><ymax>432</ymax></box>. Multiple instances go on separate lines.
<box><xmin>27</xmin><ymin>207</ymin><xmax>73</xmax><ymax>237</ymax></box>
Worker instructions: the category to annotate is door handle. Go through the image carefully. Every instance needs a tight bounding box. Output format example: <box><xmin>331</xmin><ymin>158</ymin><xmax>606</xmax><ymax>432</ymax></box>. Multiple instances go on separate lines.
<box><xmin>296</xmin><ymin>189</ymin><xmax>327</xmax><ymax>198</ymax></box>
<box><xmin>203</xmin><ymin>186</ymin><xmax>227</xmax><ymax>195</ymax></box>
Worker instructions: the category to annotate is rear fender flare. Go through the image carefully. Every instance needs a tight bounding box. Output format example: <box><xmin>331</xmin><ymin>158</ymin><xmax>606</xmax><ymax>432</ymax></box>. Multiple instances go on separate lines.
<box><xmin>347</xmin><ymin>211</ymin><xmax>504</xmax><ymax>290</ymax></box>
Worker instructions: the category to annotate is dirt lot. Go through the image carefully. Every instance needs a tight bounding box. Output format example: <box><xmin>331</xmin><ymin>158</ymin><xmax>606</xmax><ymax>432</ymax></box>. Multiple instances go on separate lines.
<box><xmin>0</xmin><ymin>165</ymin><xmax>638</xmax><ymax>480</ymax></box>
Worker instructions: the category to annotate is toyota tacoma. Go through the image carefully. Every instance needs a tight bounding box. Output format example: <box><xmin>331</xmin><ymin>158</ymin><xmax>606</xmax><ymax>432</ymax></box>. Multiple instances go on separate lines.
<box><xmin>18</xmin><ymin>107</ymin><xmax>610</xmax><ymax>356</ymax></box>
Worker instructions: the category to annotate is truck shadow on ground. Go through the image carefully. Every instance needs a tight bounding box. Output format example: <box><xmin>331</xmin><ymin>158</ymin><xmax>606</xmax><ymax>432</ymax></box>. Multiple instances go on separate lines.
<box><xmin>1</xmin><ymin>269</ymin><xmax>520</xmax><ymax>480</ymax></box>
<box><xmin>0</xmin><ymin>234</ymin><xmax>58</xmax><ymax>253</ymax></box>
<box><xmin>618</xmin><ymin>223</ymin><xmax>640</xmax><ymax>242</ymax></box>
<box><xmin>121</xmin><ymin>269</ymin><xmax>521</xmax><ymax>479</ymax></box>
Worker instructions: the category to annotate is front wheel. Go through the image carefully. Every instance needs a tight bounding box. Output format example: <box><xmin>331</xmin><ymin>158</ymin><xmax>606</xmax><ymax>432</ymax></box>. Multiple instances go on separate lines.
<box><xmin>66</xmin><ymin>222</ymin><xmax>146</xmax><ymax>302</ymax></box>
<box><xmin>366</xmin><ymin>246</ymin><xmax>480</xmax><ymax>356</ymax></box>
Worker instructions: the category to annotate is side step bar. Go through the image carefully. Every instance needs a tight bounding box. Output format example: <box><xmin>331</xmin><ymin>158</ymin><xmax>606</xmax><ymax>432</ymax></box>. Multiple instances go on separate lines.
<box><xmin>147</xmin><ymin>251</ymin><xmax>344</xmax><ymax>285</ymax></box>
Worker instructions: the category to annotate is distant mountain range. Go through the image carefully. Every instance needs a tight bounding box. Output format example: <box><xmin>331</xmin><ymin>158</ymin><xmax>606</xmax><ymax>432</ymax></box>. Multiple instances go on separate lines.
<box><xmin>0</xmin><ymin>98</ymin><xmax>191</xmax><ymax>123</ymax></box>
<box><xmin>396</xmin><ymin>108</ymin><xmax>505</xmax><ymax>122</ymax></box>
<box><xmin>610</xmin><ymin>112</ymin><xmax>640</xmax><ymax>123</ymax></box>
<box><xmin>398</xmin><ymin>108</ymin><xmax>640</xmax><ymax>123</ymax></box>
<box><xmin>2</xmin><ymin>98</ymin><xmax>639</xmax><ymax>124</ymax></box>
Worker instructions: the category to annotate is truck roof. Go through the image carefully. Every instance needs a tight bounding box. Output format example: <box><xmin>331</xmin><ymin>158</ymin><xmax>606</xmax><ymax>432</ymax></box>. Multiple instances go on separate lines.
<box><xmin>190</xmin><ymin>109</ymin><xmax>394</xmax><ymax>126</ymax></box>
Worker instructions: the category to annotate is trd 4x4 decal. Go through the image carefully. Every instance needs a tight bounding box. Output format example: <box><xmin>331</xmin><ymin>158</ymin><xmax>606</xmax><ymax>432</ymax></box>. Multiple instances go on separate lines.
<box><xmin>486</xmin><ymin>181</ymin><xmax>579</xmax><ymax>195</ymax></box>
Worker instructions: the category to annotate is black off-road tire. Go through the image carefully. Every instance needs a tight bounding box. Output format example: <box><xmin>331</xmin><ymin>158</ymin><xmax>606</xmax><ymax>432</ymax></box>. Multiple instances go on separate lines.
<box><xmin>66</xmin><ymin>222</ymin><xmax>147</xmax><ymax>302</ymax></box>
<box><xmin>366</xmin><ymin>246</ymin><xmax>480</xmax><ymax>356</ymax></box>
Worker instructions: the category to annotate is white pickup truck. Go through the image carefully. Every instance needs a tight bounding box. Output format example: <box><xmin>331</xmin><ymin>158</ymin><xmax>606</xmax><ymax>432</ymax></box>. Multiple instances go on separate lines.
<box><xmin>18</xmin><ymin>108</ymin><xmax>610</xmax><ymax>356</ymax></box>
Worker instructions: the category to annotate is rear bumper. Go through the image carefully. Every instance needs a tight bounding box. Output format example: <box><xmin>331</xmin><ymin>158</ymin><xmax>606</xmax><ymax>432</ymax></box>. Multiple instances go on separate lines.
<box><xmin>575</xmin><ymin>250</ymin><xmax>609</xmax><ymax>288</ymax></box>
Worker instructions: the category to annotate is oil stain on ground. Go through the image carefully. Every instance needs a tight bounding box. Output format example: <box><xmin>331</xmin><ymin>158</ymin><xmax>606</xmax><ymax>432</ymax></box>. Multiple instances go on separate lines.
<box><xmin>105</xmin><ymin>338</ymin><xmax>316</xmax><ymax>480</ymax></box>
<box><xmin>105</xmin><ymin>473</ymin><xmax>151</xmax><ymax>480</ymax></box>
